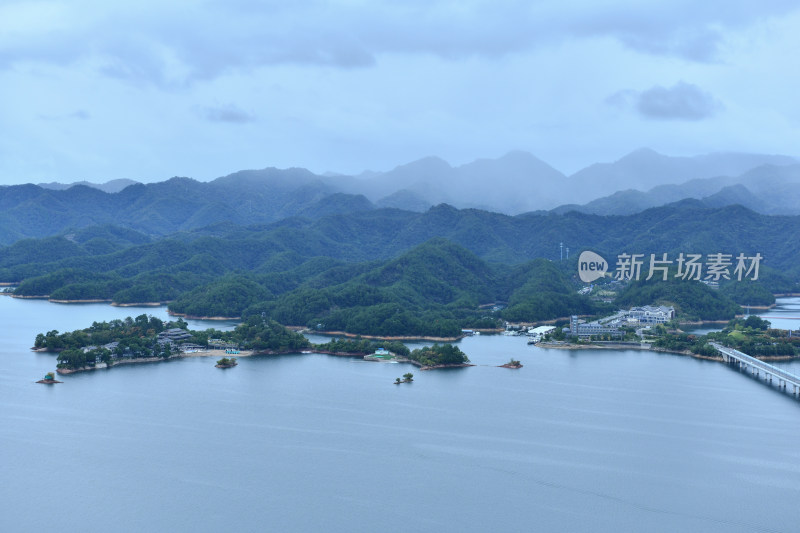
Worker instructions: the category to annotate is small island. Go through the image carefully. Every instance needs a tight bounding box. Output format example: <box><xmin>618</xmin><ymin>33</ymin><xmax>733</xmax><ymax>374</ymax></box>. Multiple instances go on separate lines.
<box><xmin>401</xmin><ymin>343</ymin><xmax>472</xmax><ymax>370</ymax></box>
<box><xmin>312</xmin><ymin>338</ymin><xmax>409</xmax><ymax>360</ymax></box>
<box><xmin>215</xmin><ymin>357</ymin><xmax>238</xmax><ymax>368</ymax></box>
<box><xmin>36</xmin><ymin>371</ymin><xmax>62</xmax><ymax>384</ymax></box>
<box><xmin>499</xmin><ymin>358</ymin><xmax>523</xmax><ymax>369</ymax></box>
<box><xmin>394</xmin><ymin>372</ymin><xmax>414</xmax><ymax>384</ymax></box>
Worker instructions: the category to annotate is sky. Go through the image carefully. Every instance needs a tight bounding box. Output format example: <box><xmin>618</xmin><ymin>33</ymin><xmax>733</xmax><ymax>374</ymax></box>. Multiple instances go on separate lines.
<box><xmin>1</xmin><ymin>0</ymin><xmax>799</xmax><ymax>185</ymax></box>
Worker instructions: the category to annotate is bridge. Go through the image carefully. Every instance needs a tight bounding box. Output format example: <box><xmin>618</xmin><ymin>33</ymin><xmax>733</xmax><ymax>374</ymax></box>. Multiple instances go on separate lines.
<box><xmin>710</xmin><ymin>341</ymin><xmax>800</xmax><ymax>397</ymax></box>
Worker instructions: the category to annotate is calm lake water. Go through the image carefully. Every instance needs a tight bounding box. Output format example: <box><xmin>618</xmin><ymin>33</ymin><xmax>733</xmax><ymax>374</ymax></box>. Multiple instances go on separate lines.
<box><xmin>2</xmin><ymin>296</ymin><xmax>800</xmax><ymax>532</ymax></box>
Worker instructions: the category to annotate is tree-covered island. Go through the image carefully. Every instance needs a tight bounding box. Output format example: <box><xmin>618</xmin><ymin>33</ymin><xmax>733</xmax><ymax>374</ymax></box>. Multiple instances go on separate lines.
<box><xmin>32</xmin><ymin>312</ymin><xmax>482</xmax><ymax>375</ymax></box>
<box><xmin>312</xmin><ymin>338</ymin><xmax>410</xmax><ymax>358</ymax></box>
<box><xmin>403</xmin><ymin>343</ymin><xmax>472</xmax><ymax>369</ymax></box>
<box><xmin>215</xmin><ymin>357</ymin><xmax>237</xmax><ymax>368</ymax></box>
<box><xmin>34</xmin><ymin>313</ymin><xmax>311</xmax><ymax>373</ymax></box>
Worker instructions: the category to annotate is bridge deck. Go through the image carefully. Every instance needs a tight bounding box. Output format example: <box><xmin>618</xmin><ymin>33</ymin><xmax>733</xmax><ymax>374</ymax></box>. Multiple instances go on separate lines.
<box><xmin>710</xmin><ymin>342</ymin><xmax>800</xmax><ymax>390</ymax></box>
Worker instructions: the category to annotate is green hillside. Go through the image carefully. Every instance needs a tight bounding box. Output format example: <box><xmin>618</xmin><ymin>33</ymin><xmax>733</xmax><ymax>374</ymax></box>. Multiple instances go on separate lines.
<box><xmin>2</xmin><ymin>201</ymin><xmax>797</xmax><ymax>335</ymax></box>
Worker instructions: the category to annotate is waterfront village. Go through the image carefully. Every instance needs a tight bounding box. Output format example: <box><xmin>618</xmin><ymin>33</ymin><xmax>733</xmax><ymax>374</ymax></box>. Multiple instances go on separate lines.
<box><xmin>82</xmin><ymin>305</ymin><xmax>676</xmax><ymax>363</ymax></box>
<box><xmin>501</xmin><ymin>305</ymin><xmax>676</xmax><ymax>343</ymax></box>
<box><xmin>37</xmin><ymin>300</ymin><xmax>800</xmax><ymax>382</ymax></box>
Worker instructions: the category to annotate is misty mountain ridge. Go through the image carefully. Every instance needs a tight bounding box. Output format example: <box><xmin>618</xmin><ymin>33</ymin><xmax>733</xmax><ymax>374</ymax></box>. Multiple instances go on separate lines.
<box><xmin>555</xmin><ymin>162</ymin><xmax>800</xmax><ymax>216</ymax></box>
<box><xmin>37</xmin><ymin>178</ymin><xmax>140</xmax><ymax>194</ymax></box>
<box><xmin>3</xmin><ymin>148</ymin><xmax>798</xmax><ymax>247</ymax></box>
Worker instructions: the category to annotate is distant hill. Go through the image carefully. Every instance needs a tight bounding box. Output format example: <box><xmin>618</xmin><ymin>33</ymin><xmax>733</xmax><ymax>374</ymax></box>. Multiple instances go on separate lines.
<box><xmin>553</xmin><ymin>162</ymin><xmax>800</xmax><ymax>216</ymax></box>
<box><xmin>333</xmin><ymin>151</ymin><xmax>566</xmax><ymax>213</ymax></box>
<box><xmin>0</xmin><ymin>172</ymin><xmax>370</xmax><ymax>246</ymax></box>
<box><xmin>37</xmin><ymin>179</ymin><xmax>140</xmax><ymax>194</ymax></box>
<box><xmin>2</xmin><ymin>149</ymin><xmax>798</xmax><ymax>246</ymax></box>
<box><xmin>566</xmin><ymin>148</ymin><xmax>796</xmax><ymax>205</ymax></box>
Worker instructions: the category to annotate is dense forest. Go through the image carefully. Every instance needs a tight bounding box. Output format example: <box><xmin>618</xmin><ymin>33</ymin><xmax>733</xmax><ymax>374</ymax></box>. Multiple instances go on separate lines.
<box><xmin>313</xmin><ymin>338</ymin><xmax>411</xmax><ymax>357</ymax></box>
<box><xmin>614</xmin><ymin>277</ymin><xmax>742</xmax><ymax>321</ymax></box>
<box><xmin>406</xmin><ymin>344</ymin><xmax>471</xmax><ymax>367</ymax></box>
<box><xmin>4</xmin><ymin>201</ymin><xmax>799</xmax><ymax>336</ymax></box>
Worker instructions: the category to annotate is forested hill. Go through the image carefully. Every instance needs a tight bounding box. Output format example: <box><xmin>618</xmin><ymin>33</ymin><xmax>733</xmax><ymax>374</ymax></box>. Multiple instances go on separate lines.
<box><xmin>0</xmin><ymin>173</ymin><xmax>374</xmax><ymax>246</ymax></box>
<box><xmin>3</xmin><ymin>201</ymin><xmax>800</xmax><ymax>286</ymax></box>
<box><xmin>3</xmin><ymin>200</ymin><xmax>797</xmax><ymax>335</ymax></box>
<box><xmin>170</xmin><ymin>240</ymin><xmax>604</xmax><ymax>336</ymax></box>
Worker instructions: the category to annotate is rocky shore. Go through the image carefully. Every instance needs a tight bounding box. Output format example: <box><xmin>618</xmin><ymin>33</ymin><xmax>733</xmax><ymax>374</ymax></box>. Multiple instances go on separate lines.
<box><xmin>168</xmin><ymin>311</ymin><xmax>241</xmax><ymax>320</ymax></box>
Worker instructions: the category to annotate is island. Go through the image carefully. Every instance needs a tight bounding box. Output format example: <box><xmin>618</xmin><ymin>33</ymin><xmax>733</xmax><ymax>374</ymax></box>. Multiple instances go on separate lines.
<box><xmin>215</xmin><ymin>357</ymin><xmax>238</xmax><ymax>368</ymax></box>
<box><xmin>499</xmin><ymin>358</ymin><xmax>523</xmax><ymax>369</ymax></box>
<box><xmin>311</xmin><ymin>338</ymin><xmax>410</xmax><ymax>360</ymax></box>
<box><xmin>32</xmin><ymin>314</ymin><xmax>310</xmax><ymax>374</ymax></box>
<box><xmin>36</xmin><ymin>371</ymin><xmax>62</xmax><ymax>384</ymax></box>
<box><xmin>29</xmin><ymin>312</ymin><xmax>485</xmax><ymax>379</ymax></box>
<box><xmin>401</xmin><ymin>343</ymin><xmax>473</xmax><ymax>370</ymax></box>
<box><xmin>394</xmin><ymin>373</ymin><xmax>414</xmax><ymax>384</ymax></box>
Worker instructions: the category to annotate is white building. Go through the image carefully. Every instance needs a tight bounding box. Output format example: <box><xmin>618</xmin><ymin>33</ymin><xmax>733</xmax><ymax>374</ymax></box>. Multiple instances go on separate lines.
<box><xmin>625</xmin><ymin>305</ymin><xmax>674</xmax><ymax>324</ymax></box>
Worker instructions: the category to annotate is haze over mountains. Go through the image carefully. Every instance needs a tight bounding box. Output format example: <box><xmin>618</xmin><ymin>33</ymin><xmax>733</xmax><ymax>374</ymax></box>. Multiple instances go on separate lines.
<box><xmin>4</xmin><ymin>148</ymin><xmax>796</xmax><ymax>246</ymax></box>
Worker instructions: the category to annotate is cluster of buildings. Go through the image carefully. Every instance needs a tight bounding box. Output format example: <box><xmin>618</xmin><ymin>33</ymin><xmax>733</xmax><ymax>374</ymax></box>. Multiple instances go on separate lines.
<box><xmin>158</xmin><ymin>328</ymin><xmax>204</xmax><ymax>353</ymax></box>
<box><xmin>80</xmin><ymin>328</ymin><xmax>205</xmax><ymax>361</ymax></box>
<box><xmin>564</xmin><ymin>305</ymin><xmax>675</xmax><ymax>339</ymax></box>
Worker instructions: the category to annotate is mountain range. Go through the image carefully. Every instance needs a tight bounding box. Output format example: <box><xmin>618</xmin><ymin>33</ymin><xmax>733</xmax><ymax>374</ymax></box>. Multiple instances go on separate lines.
<box><xmin>2</xmin><ymin>148</ymin><xmax>797</xmax><ymax>246</ymax></box>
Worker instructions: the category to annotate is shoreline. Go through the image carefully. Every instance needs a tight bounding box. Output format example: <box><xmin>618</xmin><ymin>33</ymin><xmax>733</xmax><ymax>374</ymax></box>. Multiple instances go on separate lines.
<box><xmin>50</xmin><ymin>298</ymin><xmax>112</xmax><ymax>304</ymax></box>
<box><xmin>394</xmin><ymin>356</ymin><xmax>474</xmax><ymax>370</ymax></box>
<box><xmin>168</xmin><ymin>311</ymin><xmax>241</xmax><ymax>320</ymax></box>
<box><xmin>55</xmin><ymin>348</ymin><xmax>256</xmax><ymax>374</ymax></box>
<box><xmin>538</xmin><ymin>341</ymin><xmax>715</xmax><ymax>359</ymax></box>
<box><xmin>306</xmin><ymin>330</ymin><xmax>463</xmax><ymax>342</ymax></box>
<box><xmin>112</xmin><ymin>302</ymin><xmax>165</xmax><ymax>307</ymax></box>
<box><xmin>536</xmin><ymin>341</ymin><xmax>800</xmax><ymax>363</ymax></box>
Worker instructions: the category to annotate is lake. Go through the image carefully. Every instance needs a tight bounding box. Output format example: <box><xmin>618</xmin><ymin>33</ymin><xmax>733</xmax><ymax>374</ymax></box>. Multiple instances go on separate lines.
<box><xmin>2</xmin><ymin>296</ymin><xmax>800</xmax><ymax>532</ymax></box>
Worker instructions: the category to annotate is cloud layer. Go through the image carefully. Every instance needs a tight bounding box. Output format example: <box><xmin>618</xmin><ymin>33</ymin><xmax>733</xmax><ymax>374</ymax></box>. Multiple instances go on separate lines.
<box><xmin>2</xmin><ymin>0</ymin><xmax>798</xmax><ymax>85</ymax></box>
<box><xmin>1</xmin><ymin>1</ymin><xmax>799</xmax><ymax>183</ymax></box>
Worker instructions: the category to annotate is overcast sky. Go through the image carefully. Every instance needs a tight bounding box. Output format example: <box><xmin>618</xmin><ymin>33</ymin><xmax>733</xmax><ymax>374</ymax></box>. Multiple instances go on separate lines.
<box><xmin>1</xmin><ymin>0</ymin><xmax>799</xmax><ymax>185</ymax></box>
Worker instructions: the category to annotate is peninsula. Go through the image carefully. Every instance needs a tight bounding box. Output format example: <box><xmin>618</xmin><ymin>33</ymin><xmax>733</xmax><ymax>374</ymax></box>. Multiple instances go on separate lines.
<box><xmin>31</xmin><ymin>313</ymin><xmax>478</xmax><ymax>375</ymax></box>
<box><xmin>536</xmin><ymin>315</ymin><xmax>799</xmax><ymax>362</ymax></box>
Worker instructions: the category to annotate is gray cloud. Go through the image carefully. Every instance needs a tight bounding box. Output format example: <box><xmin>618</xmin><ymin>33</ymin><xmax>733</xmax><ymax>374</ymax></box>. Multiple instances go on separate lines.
<box><xmin>1</xmin><ymin>1</ymin><xmax>798</xmax><ymax>86</ymax></box>
<box><xmin>637</xmin><ymin>82</ymin><xmax>722</xmax><ymax>120</ymax></box>
<box><xmin>607</xmin><ymin>82</ymin><xmax>722</xmax><ymax>121</ymax></box>
<box><xmin>197</xmin><ymin>104</ymin><xmax>256</xmax><ymax>123</ymax></box>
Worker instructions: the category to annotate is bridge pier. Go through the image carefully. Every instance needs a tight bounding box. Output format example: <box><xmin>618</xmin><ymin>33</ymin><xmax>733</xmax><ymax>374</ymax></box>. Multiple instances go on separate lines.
<box><xmin>711</xmin><ymin>342</ymin><xmax>800</xmax><ymax>399</ymax></box>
